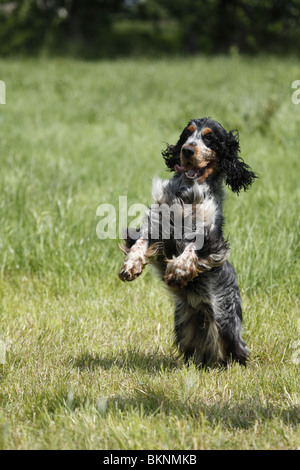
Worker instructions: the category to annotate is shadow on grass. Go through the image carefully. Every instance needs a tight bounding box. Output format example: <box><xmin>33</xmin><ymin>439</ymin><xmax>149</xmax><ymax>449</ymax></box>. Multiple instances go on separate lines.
<box><xmin>66</xmin><ymin>349</ymin><xmax>300</xmax><ymax>430</ymax></box>
<box><xmin>107</xmin><ymin>390</ymin><xmax>300</xmax><ymax>429</ymax></box>
<box><xmin>40</xmin><ymin>381</ymin><xmax>300</xmax><ymax>431</ymax></box>
<box><xmin>69</xmin><ymin>347</ymin><xmax>179</xmax><ymax>374</ymax></box>
<box><xmin>67</xmin><ymin>347</ymin><xmax>300</xmax><ymax>431</ymax></box>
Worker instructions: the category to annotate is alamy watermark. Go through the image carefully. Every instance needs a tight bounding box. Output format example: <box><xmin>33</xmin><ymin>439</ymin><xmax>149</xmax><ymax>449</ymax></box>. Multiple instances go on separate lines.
<box><xmin>291</xmin><ymin>80</ymin><xmax>300</xmax><ymax>104</ymax></box>
<box><xmin>96</xmin><ymin>196</ymin><xmax>205</xmax><ymax>249</ymax></box>
<box><xmin>0</xmin><ymin>80</ymin><xmax>5</xmax><ymax>104</ymax></box>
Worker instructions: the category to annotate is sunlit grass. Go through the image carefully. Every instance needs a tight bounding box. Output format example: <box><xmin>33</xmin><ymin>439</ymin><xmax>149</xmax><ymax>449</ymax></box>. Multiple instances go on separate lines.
<box><xmin>0</xmin><ymin>55</ymin><xmax>299</xmax><ymax>449</ymax></box>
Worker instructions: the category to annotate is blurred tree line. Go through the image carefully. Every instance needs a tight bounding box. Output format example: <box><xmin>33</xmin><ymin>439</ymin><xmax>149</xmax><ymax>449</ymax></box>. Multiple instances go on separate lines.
<box><xmin>0</xmin><ymin>0</ymin><xmax>299</xmax><ymax>57</ymax></box>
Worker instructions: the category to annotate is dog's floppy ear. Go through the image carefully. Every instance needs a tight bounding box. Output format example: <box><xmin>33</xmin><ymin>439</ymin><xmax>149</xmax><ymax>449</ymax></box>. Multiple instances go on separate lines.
<box><xmin>219</xmin><ymin>130</ymin><xmax>257</xmax><ymax>193</ymax></box>
<box><xmin>162</xmin><ymin>142</ymin><xmax>181</xmax><ymax>171</ymax></box>
<box><xmin>162</xmin><ymin>125</ymin><xmax>191</xmax><ymax>171</ymax></box>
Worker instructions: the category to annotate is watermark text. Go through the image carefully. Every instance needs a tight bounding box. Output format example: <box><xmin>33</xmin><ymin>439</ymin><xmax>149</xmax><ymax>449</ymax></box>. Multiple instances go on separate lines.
<box><xmin>96</xmin><ymin>196</ymin><xmax>205</xmax><ymax>249</ymax></box>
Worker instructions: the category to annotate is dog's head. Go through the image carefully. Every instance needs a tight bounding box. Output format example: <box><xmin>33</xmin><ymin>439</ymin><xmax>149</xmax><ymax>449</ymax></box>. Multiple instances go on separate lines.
<box><xmin>162</xmin><ymin>118</ymin><xmax>256</xmax><ymax>193</ymax></box>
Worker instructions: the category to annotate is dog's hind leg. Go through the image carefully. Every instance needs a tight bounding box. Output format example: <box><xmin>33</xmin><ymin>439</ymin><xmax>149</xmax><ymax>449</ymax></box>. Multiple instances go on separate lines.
<box><xmin>174</xmin><ymin>300</ymin><xmax>221</xmax><ymax>366</ymax></box>
<box><xmin>213</xmin><ymin>262</ymin><xmax>249</xmax><ymax>366</ymax></box>
<box><xmin>218</xmin><ymin>305</ymin><xmax>249</xmax><ymax>366</ymax></box>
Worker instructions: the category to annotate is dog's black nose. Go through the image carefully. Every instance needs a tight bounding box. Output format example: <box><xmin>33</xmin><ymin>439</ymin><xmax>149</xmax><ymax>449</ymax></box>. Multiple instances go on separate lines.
<box><xmin>182</xmin><ymin>146</ymin><xmax>195</xmax><ymax>159</ymax></box>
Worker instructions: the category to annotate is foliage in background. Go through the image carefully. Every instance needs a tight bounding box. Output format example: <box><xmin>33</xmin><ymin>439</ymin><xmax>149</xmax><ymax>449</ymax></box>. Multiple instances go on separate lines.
<box><xmin>0</xmin><ymin>0</ymin><xmax>300</xmax><ymax>57</ymax></box>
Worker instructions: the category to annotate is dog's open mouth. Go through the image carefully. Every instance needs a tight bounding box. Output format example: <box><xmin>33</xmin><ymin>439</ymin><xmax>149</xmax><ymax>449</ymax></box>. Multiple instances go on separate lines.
<box><xmin>174</xmin><ymin>163</ymin><xmax>212</xmax><ymax>180</ymax></box>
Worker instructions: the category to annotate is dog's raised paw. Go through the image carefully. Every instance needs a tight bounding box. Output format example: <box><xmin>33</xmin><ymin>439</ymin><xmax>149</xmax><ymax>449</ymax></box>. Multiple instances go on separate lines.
<box><xmin>164</xmin><ymin>256</ymin><xmax>198</xmax><ymax>288</ymax></box>
<box><xmin>118</xmin><ymin>258</ymin><xmax>145</xmax><ymax>282</ymax></box>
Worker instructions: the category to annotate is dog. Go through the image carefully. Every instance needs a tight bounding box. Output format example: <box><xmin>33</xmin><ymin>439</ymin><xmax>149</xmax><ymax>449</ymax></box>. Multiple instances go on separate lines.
<box><xmin>119</xmin><ymin>118</ymin><xmax>256</xmax><ymax>367</ymax></box>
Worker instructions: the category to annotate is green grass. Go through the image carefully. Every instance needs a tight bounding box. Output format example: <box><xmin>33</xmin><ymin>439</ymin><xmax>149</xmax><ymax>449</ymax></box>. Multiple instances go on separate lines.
<box><xmin>0</xmin><ymin>55</ymin><xmax>299</xmax><ymax>450</ymax></box>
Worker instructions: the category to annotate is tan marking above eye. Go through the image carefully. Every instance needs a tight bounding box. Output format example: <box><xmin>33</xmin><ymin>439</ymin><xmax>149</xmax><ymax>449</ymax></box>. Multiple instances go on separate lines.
<box><xmin>202</xmin><ymin>127</ymin><xmax>212</xmax><ymax>136</ymax></box>
<box><xmin>188</xmin><ymin>124</ymin><xmax>196</xmax><ymax>133</ymax></box>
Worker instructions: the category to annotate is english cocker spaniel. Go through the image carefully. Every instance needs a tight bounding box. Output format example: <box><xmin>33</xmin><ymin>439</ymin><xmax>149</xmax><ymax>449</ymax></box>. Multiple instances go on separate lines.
<box><xmin>119</xmin><ymin>118</ymin><xmax>256</xmax><ymax>367</ymax></box>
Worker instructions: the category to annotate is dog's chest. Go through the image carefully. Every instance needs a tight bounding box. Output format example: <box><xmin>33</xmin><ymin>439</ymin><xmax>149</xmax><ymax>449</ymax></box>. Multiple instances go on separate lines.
<box><xmin>151</xmin><ymin>176</ymin><xmax>220</xmax><ymax>232</ymax></box>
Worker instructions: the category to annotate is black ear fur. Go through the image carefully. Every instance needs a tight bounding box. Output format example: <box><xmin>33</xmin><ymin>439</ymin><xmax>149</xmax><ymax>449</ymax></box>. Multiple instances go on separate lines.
<box><xmin>162</xmin><ymin>125</ymin><xmax>192</xmax><ymax>171</ymax></box>
<box><xmin>162</xmin><ymin>143</ymin><xmax>181</xmax><ymax>171</ymax></box>
<box><xmin>219</xmin><ymin>130</ymin><xmax>257</xmax><ymax>193</ymax></box>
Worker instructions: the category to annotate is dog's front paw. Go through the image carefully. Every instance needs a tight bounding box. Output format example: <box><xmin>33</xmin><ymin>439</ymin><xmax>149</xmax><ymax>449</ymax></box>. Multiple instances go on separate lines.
<box><xmin>164</xmin><ymin>257</ymin><xmax>198</xmax><ymax>288</ymax></box>
<box><xmin>118</xmin><ymin>257</ymin><xmax>145</xmax><ymax>282</ymax></box>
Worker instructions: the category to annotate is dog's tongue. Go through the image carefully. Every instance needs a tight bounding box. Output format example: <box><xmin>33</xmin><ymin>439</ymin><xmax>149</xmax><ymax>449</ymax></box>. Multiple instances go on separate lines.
<box><xmin>174</xmin><ymin>164</ymin><xmax>187</xmax><ymax>173</ymax></box>
<box><xmin>174</xmin><ymin>164</ymin><xmax>198</xmax><ymax>178</ymax></box>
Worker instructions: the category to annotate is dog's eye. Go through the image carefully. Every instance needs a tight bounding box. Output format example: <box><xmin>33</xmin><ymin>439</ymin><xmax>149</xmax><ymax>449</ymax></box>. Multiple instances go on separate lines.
<box><xmin>202</xmin><ymin>134</ymin><xmax>215</xmax><ymax>149</ymax></box>
<box><xmin>203</xmin><ymin>133</ymin><xmax>213</xmax><ymax>143</ymax></box>
<box><xmin>202</xmin><ymin>127</ymin><xmax>214</xmax><ymax>143</ymax></box>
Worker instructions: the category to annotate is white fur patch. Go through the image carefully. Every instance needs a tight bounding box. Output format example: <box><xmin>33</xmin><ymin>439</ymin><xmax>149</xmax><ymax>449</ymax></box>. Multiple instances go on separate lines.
<box><xmin>151</xmin><ymin>177</ymin><xmax>168</xmax><ymax>203</ymax></box>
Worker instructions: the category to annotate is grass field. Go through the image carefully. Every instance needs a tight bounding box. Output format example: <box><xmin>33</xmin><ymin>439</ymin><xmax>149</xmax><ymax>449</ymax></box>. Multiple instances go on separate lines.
<box><xmin>0</xmin><ymin>55</ymin><xmax>299</xmax><ymax>450</ymax></box>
